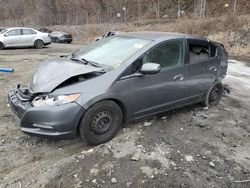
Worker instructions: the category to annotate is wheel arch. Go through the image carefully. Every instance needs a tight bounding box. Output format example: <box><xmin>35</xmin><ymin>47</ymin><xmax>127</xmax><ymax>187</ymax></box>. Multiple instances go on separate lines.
<box><xmin>202</xmin><ymin>79</ymin><xmax>223</xmax><ymax>107</ymax></box>
<box><xmin>34</xmin><ymin>38</ymin><xmax>44</xmax><ymax>44</ymax></box>
<box><xmin>76</xmin><ymin>98</ymin><xmax>127</xmax><ymax>133</ymax></box>
<box><xmin>0</xmin><ymin>41</ymin><xmax>4</xmax><ymax>48</ymax></box>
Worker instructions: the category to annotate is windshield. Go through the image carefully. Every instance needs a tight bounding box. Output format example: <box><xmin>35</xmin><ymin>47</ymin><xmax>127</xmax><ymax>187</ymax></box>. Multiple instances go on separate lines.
<box><xmin>73</xmin><ymin>36</ymin><xmax>151</xmax><ymax>68</ymax></box>
<box><xmin>0</xmin><ymin>29</ymin><xmax>7</xmax><ymax>34</ymax></box>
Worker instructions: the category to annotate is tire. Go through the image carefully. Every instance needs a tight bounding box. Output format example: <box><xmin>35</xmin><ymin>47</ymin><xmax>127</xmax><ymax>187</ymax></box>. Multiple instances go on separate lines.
<box><xmin>55</xmin><ymin>38</ymin><xmax>59</xmax><ymax>43</ymax></box>
<box><xmin>34</xmin><ymin>40</ymin><xmax>44</xmax><ymax>49</ymax></box>
<box><xmin>202</xmin><ymin>81</ymin><xmax>223</xmax><ymax>107</ymax></box>
<box><xmin>0</xmin><ymin>42</ymin><xmax>4</xmax><ymax>50</ymax></box>
<box><xmin>79</xmin><ymin>100</ymin><xmax>123</xmax><ymax>145</ymax></box>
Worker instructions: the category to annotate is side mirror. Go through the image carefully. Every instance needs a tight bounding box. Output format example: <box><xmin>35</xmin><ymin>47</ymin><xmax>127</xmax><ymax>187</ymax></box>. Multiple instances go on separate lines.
<box><xmin>4</xmin><ymin>34</ymin><xmax>8</xmax><ymax>37</ymax></box>
<box><xmin>140</xmin><ymin>63</ymin><xmax>161</xmax><ymax>74</ymax></box>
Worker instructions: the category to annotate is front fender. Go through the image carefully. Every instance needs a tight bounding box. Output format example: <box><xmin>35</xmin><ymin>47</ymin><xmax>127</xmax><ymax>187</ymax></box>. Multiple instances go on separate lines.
<box><xmin>78</xmin><ymin>93</ymin><xmax>128</xmax><ymax>111</ymax></box>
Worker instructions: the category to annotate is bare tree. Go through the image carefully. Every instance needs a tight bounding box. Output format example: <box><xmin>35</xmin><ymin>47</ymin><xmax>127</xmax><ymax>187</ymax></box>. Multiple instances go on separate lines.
<box><xmin>0</xmin><ymin>0</ymin><xmax>248</xmax><ymax>26</ymax></box>
<box><xmin>233</xmin><ymin>0</ymin><xmax>237</xmax><ymax>16</ymax></box>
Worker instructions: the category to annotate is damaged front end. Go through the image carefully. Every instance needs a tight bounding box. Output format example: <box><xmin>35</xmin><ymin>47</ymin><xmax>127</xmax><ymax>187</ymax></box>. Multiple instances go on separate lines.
<box><xmin>28</xmin><ymin>57</ymin><xmax>105</xmax><ymax>93</ymax></box>
<box><xmin>8</xmin><ymin>84</ymin><xmax>85</xmax><ymax>139</ymax></box>
<box><xmin>8</xmin><ymin>85</ymin><xmax>33</xmax><ymax>120</ymax></box>
<box><xmin>7</xmin><ymin>57</ymin><xmax>106</xmax><ymax>138</ymax></box>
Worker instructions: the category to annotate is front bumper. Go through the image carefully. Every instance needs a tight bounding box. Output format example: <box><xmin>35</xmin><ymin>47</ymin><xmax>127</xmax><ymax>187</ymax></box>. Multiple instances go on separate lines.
<box><xmin>8</xmin><ymin>87</ymin><xmax>85</xmax><ymax>139</ymax></box>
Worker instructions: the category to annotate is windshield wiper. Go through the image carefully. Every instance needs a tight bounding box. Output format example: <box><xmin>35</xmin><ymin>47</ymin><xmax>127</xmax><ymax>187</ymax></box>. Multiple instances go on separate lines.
<box><xmin>70</xmin><ymin>57</ymin><xmax>105</xmax><ymax>72</ymax></box>
<box><xmin>70</xmin><ymin>57</ymin><xmax>101</xmax><ymax>68</ymax></box>
<box><xmin>81</xmin><ymin>58</ymin><xmax>101</xmax><ymax>68</ymax></box>
<box><xmin>70</xmin><ymin>58</ymin><xmax>85</xmax><ymax>64</ymax></box>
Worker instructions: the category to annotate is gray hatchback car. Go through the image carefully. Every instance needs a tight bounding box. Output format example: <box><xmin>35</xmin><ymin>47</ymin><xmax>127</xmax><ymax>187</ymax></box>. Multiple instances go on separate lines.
<box><xmin>8</xmin><ymin>32</ymin><xmax>228</xmax><ymax>145</ymax></box>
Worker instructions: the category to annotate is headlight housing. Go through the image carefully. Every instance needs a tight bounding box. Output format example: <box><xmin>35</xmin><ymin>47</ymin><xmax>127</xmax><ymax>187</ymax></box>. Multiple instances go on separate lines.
<box><xmin>32</xmin><ymin>93</ymin><xmax>81</xmax><ymax>107</ymax></box>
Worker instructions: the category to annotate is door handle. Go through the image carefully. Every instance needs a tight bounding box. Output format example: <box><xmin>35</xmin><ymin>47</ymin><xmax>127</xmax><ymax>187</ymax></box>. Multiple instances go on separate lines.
<box><xmin>173</xmin><ymin>74</ymin><xmax>184</xmax><ymax>81</ymax></box>
<box><xmin>209</xmin><ymin>66</ymin><xmax>217</xmax><ymax>71</ymax></box>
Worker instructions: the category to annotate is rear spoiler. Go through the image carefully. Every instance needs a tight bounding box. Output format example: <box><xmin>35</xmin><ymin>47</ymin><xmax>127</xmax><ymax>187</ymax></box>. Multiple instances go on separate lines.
<box><xmin>212</xmin><ymin>41</ymin><xmax>227</xmax><ymax>51</ymax></box>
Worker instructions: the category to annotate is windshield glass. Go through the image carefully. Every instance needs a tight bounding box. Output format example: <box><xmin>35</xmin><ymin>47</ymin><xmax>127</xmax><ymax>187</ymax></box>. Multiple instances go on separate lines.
<box><xmin>73</xmin><ymin>36</ymin><xmax>151</xmax><ymax>68</ymax></box>
<box><xmin>0</xmin><ymin>29</ymin><xmax>7</xmax><ymax>34</ymax></box>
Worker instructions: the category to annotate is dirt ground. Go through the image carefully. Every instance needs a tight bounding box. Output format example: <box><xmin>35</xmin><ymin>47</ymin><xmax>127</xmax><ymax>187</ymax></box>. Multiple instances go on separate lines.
<box><xmin>0</xmin><ymin>43</ymin><xmax>250</xmax><ymax>188</ymax></box>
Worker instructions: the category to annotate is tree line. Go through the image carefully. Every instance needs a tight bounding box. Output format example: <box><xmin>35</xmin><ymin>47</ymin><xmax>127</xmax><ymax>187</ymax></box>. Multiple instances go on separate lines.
<box><xmin>0</xmin><ymin>0</ymin><xmax>248</xmax><ymax>26</ymax></box>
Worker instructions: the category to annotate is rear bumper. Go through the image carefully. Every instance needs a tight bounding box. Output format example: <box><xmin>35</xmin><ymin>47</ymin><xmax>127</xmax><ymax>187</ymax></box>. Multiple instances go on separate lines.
<box><xmin>61</xmin><ymin>38</ymin><xmax>72</xmax><ymax>43</ymax></box>
<box><xmin>44</xmin><ymin>42</ymin><xmax>51</xmax><ymax>46</ymax></box>
<box><xmin>8</xmin><ymin>87</ymin><xmax>85</xmax><ymax>139</ymax></box>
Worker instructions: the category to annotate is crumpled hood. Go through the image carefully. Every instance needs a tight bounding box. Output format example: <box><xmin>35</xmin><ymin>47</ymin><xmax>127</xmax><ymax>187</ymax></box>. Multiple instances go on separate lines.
<box><xmin>28</xmin><ymin>57</ymin><xmax>103</xmax><ymax>93</ymax></box>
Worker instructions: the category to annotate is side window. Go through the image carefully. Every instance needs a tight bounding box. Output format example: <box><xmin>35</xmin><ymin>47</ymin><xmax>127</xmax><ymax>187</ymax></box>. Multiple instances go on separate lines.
<box><xmin>50</xmin><ymin>32</ymin><xmax>57</xmax><ymax>36</ymax></box>
<box><xmin>189</xmin><ymin>43</ymin><xmax>209</xmax><ymax>62</ymax></box>
<box><xmin>143</xmin><ymin>40</ymin><xmax>184</xmax><ymax>69</ymax></box>
<box><xmin>6</xmin><ymin>29</ymin><xmax>22</xmax><ymax>36</ymax></box>
<box><xmin>210</xmin><ymin>45</ymin><xmax>217</xmax><ymax>57</ymax></box>
<box><xmin>23</xmin><ymin>29</ymin><xmax>36</xmax><ymax>35</ymax></box>
<box><xmin>132</xmin><ymin>57</ymin><xmax>143</xmax><ymax>74</ymax></box>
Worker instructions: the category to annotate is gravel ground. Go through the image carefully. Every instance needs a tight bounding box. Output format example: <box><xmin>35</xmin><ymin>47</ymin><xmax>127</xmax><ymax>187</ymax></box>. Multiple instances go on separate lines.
<box><xmin>0</xmin><ymin>44</ymin><xmax>250</xmax><ymax>188</ymax></box>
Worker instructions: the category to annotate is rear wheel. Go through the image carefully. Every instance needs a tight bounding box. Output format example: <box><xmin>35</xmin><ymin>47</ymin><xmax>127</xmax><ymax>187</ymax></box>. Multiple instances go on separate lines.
<box><xmin>79</xmin><ymin>100</ymin><xmax>123</xmax><ymax>145</ymax></box>
<box><xmin>34</xmin><ymin>40</ymin><xmax>44</xmax><ymax>49</ymax></box>
<box><xmin>202</xmin><ymin>81</ymin><xmax>223</xmax><ymax>107</ymax></box>
<box><xmin>0</xmin><ymin>42</ymin><xmax>4</xmax><ymax>50</ymax></box>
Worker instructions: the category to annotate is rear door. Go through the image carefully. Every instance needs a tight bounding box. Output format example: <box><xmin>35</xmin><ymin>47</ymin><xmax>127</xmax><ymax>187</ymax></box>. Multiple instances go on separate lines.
<box><xmin>185</xmin><ymin>39</ymin><xmax>220</xmax><ymax>101</ymax></box>
<box><xmin>129</xmin><ymin>39</ymin><xmax>189</xmax><ymax>118</ymax></box>
<box><xmin>3</xmin><ymin>29</ymin><xmax>22</xmax><ymax>47</ymax></box>
<box><xmin>22</xmin><ymin>29</ymin><xmax>37</xmax><ymax>46</ymax></box>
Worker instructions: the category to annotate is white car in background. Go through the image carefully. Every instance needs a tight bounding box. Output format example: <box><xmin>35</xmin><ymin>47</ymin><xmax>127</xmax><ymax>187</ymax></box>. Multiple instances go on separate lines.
<box><xmin>0</xmin><ymin>27</ymin><xmax>51</xmax><ymax>49</ymax></box>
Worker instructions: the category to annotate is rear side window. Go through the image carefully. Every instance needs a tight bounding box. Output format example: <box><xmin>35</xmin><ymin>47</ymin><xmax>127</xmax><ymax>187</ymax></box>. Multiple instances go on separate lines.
<box><xmin>6</xmin><ymin>29</ymin><xmax>22</xmax><ymax>36</ymax></box>
<box><xmin>22</xmin><ymin>29</ymin><xmax>36</xmax><ymax>35</ymax></box>
<box><xmin>143</xmin><ymin>40</ymin><xmax>184</xmax><ymax>68</ymax></box>
<box><xmin>188</xmin><ymin>40</ymin><xmax>218</xmax><ymax>63</ymax></box>
<box><xmin>189</xmin><ymin>43</ymin><xmax>209</xmax><ymax>62</ymax></box>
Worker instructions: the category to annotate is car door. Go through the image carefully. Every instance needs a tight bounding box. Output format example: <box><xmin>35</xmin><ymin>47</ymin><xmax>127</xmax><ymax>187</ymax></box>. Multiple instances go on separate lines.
<box><xmin>185</xmin><ymin>39</ymin><xmax>219</xmax><ymax>102</ymax></box>
<box><xmin>3</xmin><ymin>29</ymin><xmax>22</xmax><ymax>47</ymax></box>
<box><xmin>49</xmin><ymin>32</ymin><xmax>57</xmax><ymax>42</ymax></box>
<box><xmin>22</xmin><ymin>29</ymin><xmax>36</xmax><ymax>46</ymax></box>
<box><xmin>129</xmin><ymin>39</ymin><xmax>189</xmax><ymax>118</ymax></box>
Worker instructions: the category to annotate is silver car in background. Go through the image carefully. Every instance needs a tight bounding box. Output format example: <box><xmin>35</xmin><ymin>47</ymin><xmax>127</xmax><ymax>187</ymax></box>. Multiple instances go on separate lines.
<box><xmin>0</xmin><ymin>27</ymin><xmax>51</xmax><ymax>49</ymax></box>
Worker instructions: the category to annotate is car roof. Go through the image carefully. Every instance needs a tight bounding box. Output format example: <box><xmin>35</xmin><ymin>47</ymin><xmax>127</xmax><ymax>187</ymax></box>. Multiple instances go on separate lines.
<box><xmin>118</xmin><ymin>31</ymin><xmax>208</xmax><ymax>41</ymax></box>
<box><xmin>5</xmin><ymin>27</ymin><xmax>37</xmax><ymax>30</ymax></box>
<box><xmin>51</xmin><ymin>31</ymin><xmax>68</xmax><ymax>34</ymax></box>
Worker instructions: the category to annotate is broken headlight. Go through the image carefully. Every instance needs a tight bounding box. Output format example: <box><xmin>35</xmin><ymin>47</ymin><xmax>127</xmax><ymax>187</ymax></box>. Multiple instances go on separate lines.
<box><xmin>32</xmin><ymin>93</ymin><xmax>81</xmax><ymax>107</ymax></box>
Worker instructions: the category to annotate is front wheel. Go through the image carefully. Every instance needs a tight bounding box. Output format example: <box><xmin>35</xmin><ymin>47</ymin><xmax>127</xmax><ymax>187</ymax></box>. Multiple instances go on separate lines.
<box><xmin>202</xmin><ymin>81</ymin><xmax>223</xmax><ymax>107</ymax></box>
<box><xmin>0</xmin><ymin>42</ymin><xmax>4</xmax><ymax>50</ymax></box>
<box><xmin>79</xmin><ymin>100</ymin><xmax>123</xmax><ymax>145</ymax></box>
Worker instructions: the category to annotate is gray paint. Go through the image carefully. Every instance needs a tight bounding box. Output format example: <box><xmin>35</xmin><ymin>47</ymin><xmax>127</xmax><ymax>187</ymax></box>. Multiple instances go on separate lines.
<box><xmin>29</xmin><ymin>57</ymin><xmax>104</xmax><ymax>93</ymax></box>
<box><xmin>8</xmin><ymin>32</ymin><xmax>228</xmax><ymax>138</ymax></box>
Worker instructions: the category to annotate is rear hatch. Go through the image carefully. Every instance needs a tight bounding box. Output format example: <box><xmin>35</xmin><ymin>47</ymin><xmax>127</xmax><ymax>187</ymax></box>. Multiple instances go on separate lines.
<box><xmin>214</xmin><ymin>42</ymin><xmax>228</xmax><ymax>78</ymax></box>
<box><xmin>64</xmin><ymin>34</ymin><xmax>72</xmax><ymax>39</ymax></box>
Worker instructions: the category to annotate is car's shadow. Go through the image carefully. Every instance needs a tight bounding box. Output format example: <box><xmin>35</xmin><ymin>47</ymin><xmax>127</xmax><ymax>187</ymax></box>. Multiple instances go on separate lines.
<box><xmin>2</xmin><ymin>46</ymin><xmax>50</xmax><ymax>50</ymax></box>
<box><xmin>125</xmin><ymin>103</ymin><xmax>203</xmax><ymax>127</ymax></box>
<box><xmin>19</xmin><ymin>103</ymin><xmax>204</xmax><ymax>146</ymax></box>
